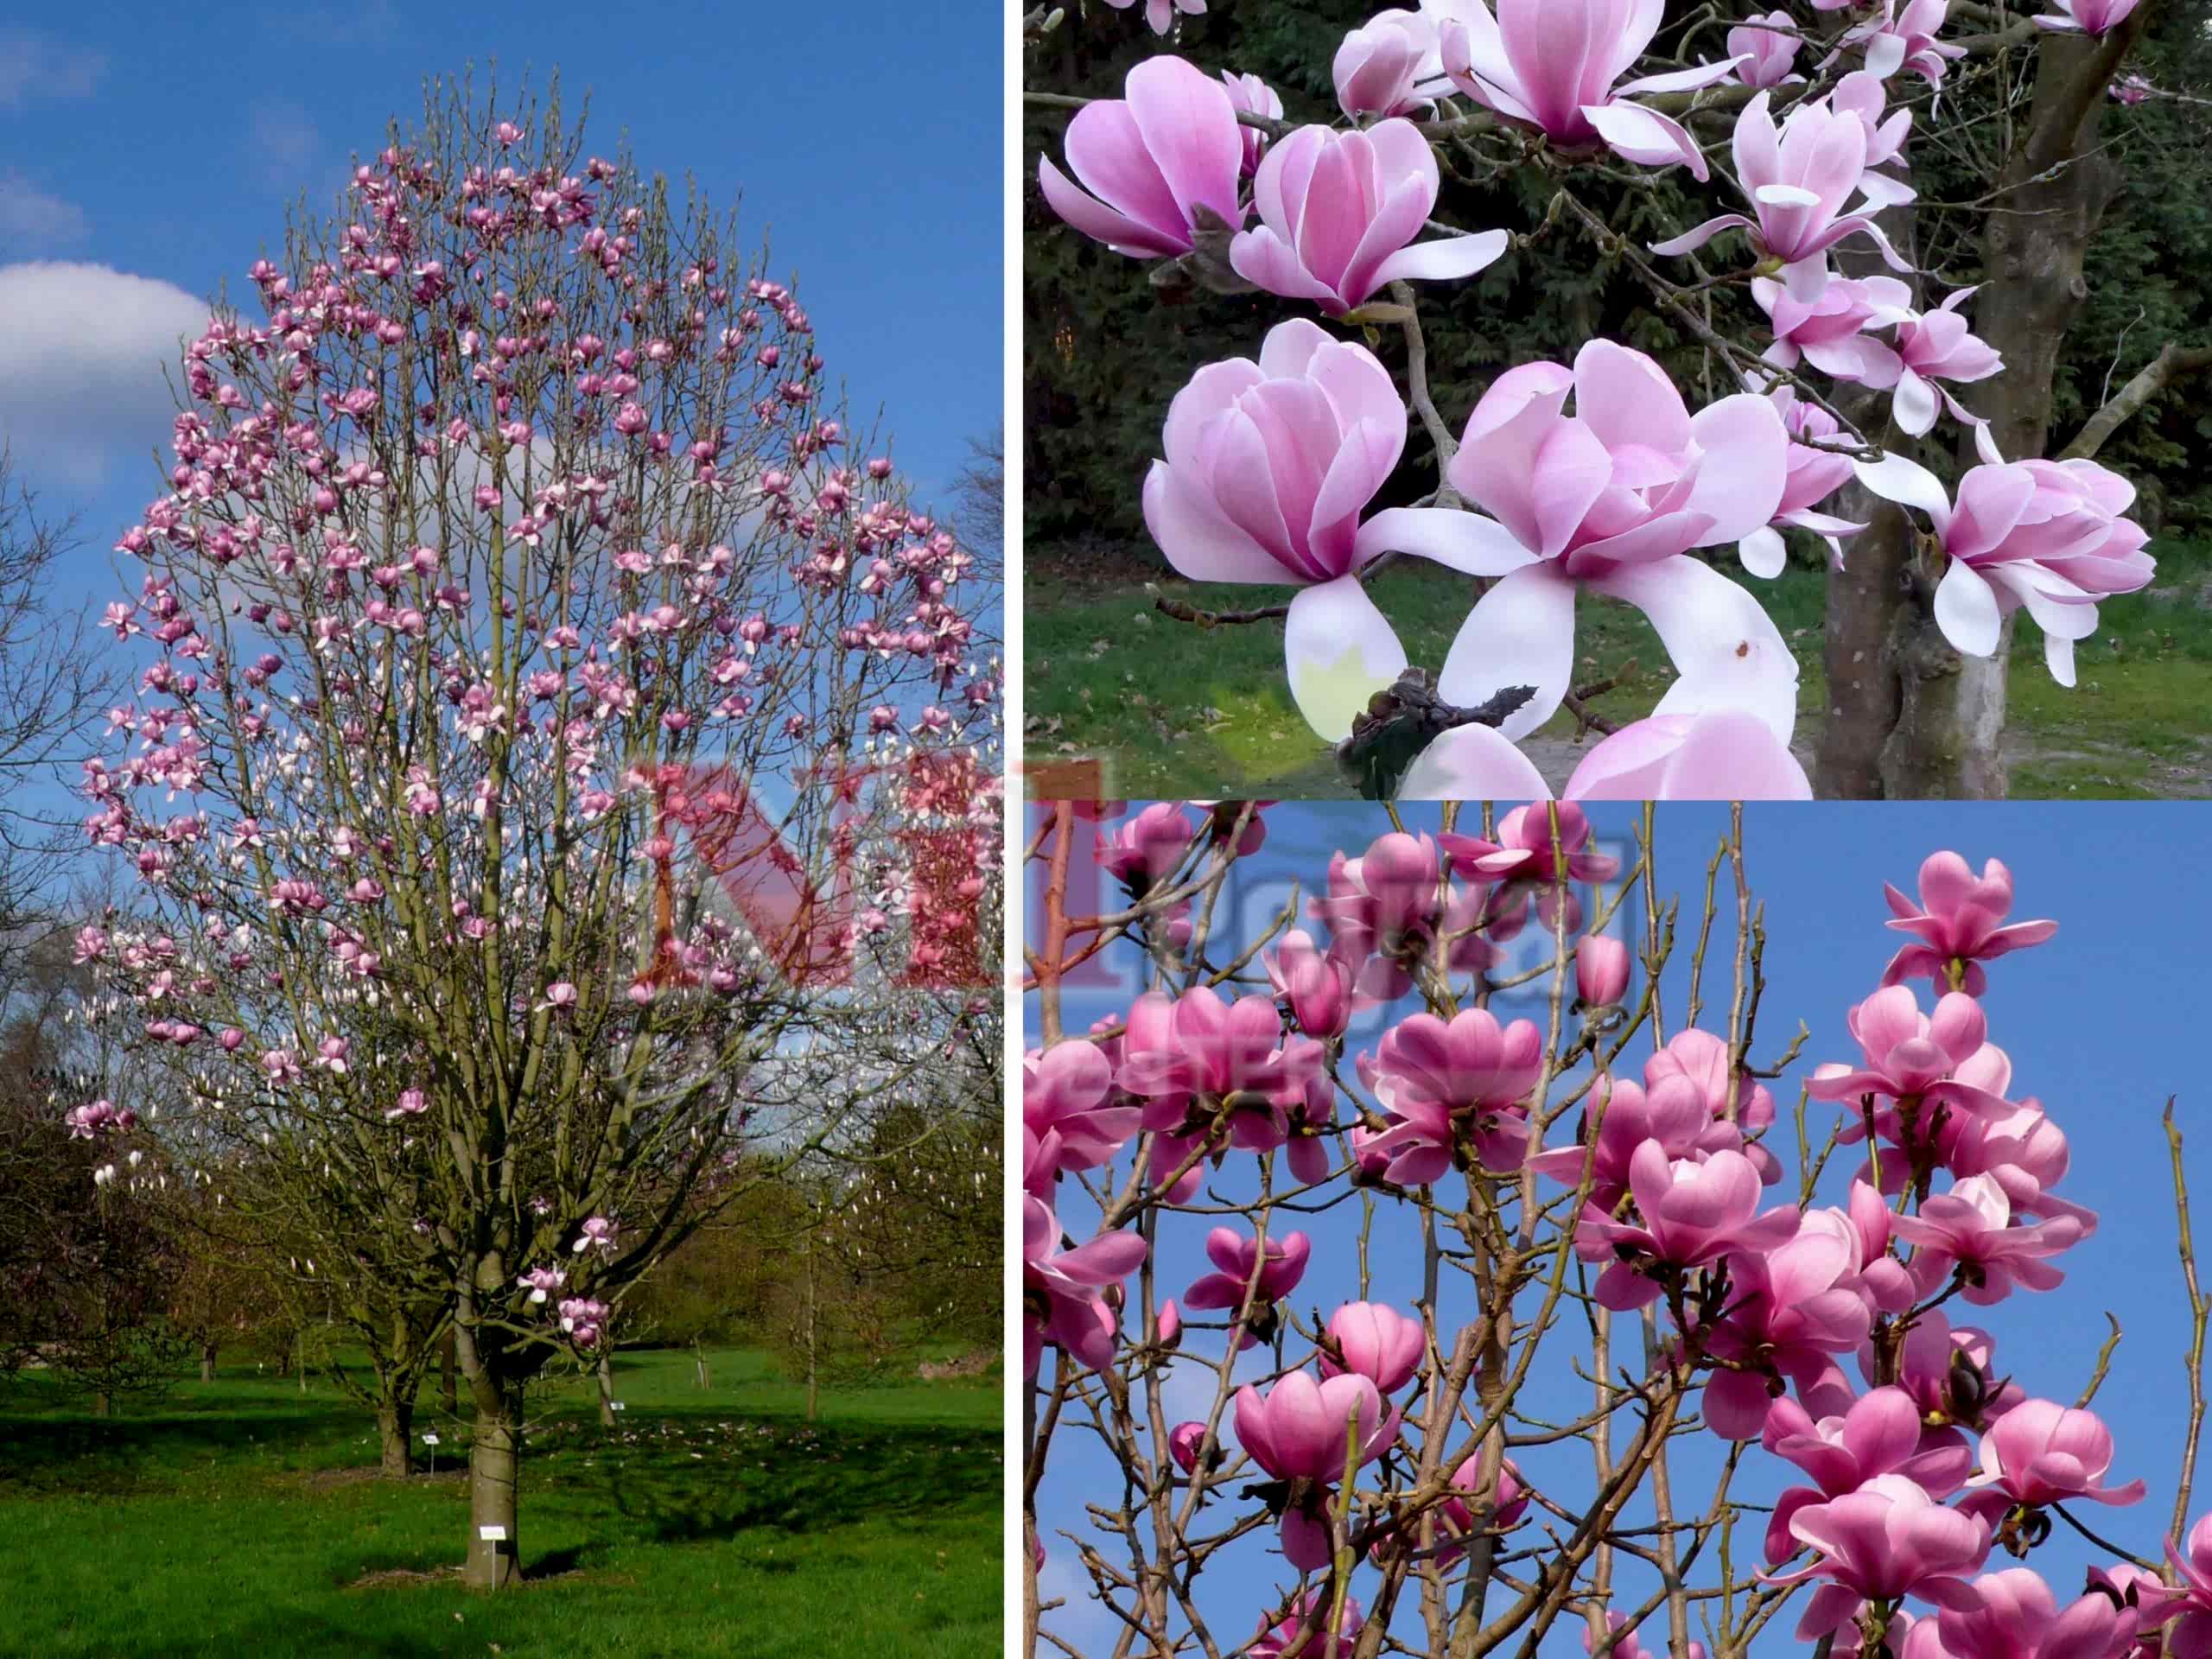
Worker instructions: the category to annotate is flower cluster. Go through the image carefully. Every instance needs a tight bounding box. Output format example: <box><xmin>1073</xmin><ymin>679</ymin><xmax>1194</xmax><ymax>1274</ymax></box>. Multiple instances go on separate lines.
<box><xmin>1025</xmin><ymin>804</ymin><xmax>2196</xmax><ymax>1659</ymax></box>
<box><xmin>1034</xmin><ymin>0</ymin><xmax>2158</xmax><ymax>797</ymax></box>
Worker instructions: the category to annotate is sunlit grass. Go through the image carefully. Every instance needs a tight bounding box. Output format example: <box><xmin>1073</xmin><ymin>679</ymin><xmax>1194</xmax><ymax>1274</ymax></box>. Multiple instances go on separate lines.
<box><xmin>0</xmin><ymin>1346</ymin><xmax>1001</xmax><ymax>1658</ymax></box>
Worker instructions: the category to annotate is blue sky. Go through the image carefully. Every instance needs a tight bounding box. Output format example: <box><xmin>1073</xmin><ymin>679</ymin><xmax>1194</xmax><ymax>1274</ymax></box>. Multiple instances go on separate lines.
<box><xmin>0</xmin><ymin>0</ymin><xmax>1000</xmax><ymax>582</ymax></box>
<box><xmin>1027</xmin><ymin>802</ymin><xmax>2212</xmax><ymax>1654</ymax></box>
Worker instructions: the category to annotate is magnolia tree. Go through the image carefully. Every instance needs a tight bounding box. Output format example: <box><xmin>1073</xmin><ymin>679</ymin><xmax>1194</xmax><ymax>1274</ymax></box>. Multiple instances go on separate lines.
<box><xmin>1022</xmin><ymin>800</ymin><xmax>2209</xmax><ymax>1658</ymax></box>
<box><xmin>68</xmin><ymin>85</ymin><xmax>1001</xmax><ymax>1589</ymax></box>
<box><xmin>1027</xmin><ymin>0</ymin><xmax>2183</xmax><ymax>799</ymax></box>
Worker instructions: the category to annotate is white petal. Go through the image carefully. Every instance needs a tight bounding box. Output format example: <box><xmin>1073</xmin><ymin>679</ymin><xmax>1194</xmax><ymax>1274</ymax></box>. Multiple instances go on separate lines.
<box><xmin>1932</xmin><ymin>559</ymin><xmax>2002</xmax><ymax>659</ymax></box>
<box><xmin>1371</xmin><ymin>228</ymin><xmax>1509</xmax><ymax>289</ymax></box>
<box><xmin>1853</xmin><ymin>452</ymin><xmax>1953</xmax><ymax>536</ymax></box>
<box><xmin>1395</xmin><ymin>723</ymin><xmax>1553</xmax><ymax>802</ymax></box>
<box><xmin>1738</xmin><ymin>526</ymin><xmax>1787</xmax><ymax>579</ymax></box>
<box><xmin>1592</xmin><ymin>555</ymin><xmax>1799</xmax><ymax>743</ymax></box>
<box><xmin>1285</xmin><ymin>575</ymin><xmax>1409</xmax><ymax>743</ymax></box>
<box><xmin>1893</xmin><ymin>371</ymin><xmax>1938</xmax><ymax>437</ymax></box>
<box><xmin>1435</xmin><ymin>564</ymin><xmax>1577</xmax><ymax>741</ymax></box>
<box><xmin>1354</xmin><ymin>506</ymin><xmax>1541</xmax><ymax>576</ymax></box>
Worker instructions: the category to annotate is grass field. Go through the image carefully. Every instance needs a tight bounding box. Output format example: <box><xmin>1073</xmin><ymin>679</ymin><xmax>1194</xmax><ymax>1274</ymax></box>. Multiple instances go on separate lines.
<box><xmin>1023</xmin><ymin>539</ymin><xmax>2212</xmax><ymax>801</ymax></box>
<box><xmin>0</xmin><ymin>1346</ymin><xmax>1001</xmax><ymax>1658</ymax></box>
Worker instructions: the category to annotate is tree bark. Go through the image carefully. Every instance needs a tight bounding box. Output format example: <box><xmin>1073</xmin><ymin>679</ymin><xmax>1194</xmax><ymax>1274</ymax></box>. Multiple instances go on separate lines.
<box><xmin>439</xmin><ymin>1326</ymin><xmax>458</xmax><ymax>1414</ymax></box>
<box><xmin>200</xmin><ymin>1342</ymin><xmax>218</xmax><ymax>1385</ymax></box>
<box><xmin>596</xmin><ymin>1352</ymin><xmax>616</xmax><ymax>1427</ymax></box>
<box><xmin>378</xmin><ymin>1395</ymin><xmax>416</xmax><ymax>1479</ymax></box>
<box><xmin>463</xmin><ymin>1390</ymin><xmax>523</xmax><ymax>1590</ymax></box>
<box><xmin>1815</xmin><ymin>391</ymin><xmax>1912</xmax><ymax>798</ymax></box>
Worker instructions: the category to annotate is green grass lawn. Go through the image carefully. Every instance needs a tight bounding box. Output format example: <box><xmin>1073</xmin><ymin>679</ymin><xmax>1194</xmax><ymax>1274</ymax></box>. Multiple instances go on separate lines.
<box><xmin>0</xmin><ymin>1346</ymin><xmax>1001</xmax><ymax>1658</ymax></box>
<box><xmin>1023</xmin><ymin>541</ymin><xmax>2212</xmax><ymax>800</ymax></box>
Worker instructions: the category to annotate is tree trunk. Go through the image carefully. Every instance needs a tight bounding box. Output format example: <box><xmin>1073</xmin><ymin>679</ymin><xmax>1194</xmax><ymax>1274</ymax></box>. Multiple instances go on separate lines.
<box><xmin>1819</xmin><ymin>28</ymin><xmax>2133</xmax><ymax>798</ymax></box>
<box><xmin>1815</xmin><ymin>392</ymin><xmax>1912</xmax><ymax>798</ymax></box>
<box><xmin>377</xmin><ymin>1395</ymin><xmax>416</xmax><ymax>1478</ymax></box>
<box><xmin>596</xmin><ymin>1352</ymin><xmax>616</xmax><ymax>1427</ymax></box>
<box><xmin>804</xmin><ymin>1239</ymin><xmax>821</xmax><ymax>1423</ymax></box>
<box><xmin>693</xmin><ymin>1337</ymin><xmax>710</xmax><ymax>1391</ymax></box>
<box><xmin>463</xmin><ymin>1390</ymin><xmax>524</xmax><ymax>1591</ymax></box>
<box><xmin>93</xmin><ymin>1391</ymin><xmax>111</xmax><ymax>1419</ymax></box>
<box><xmin>440</xmin><ymin>1326</ymin><xmax>458</xmax><ymax>1414</ymax></box>
<box><xmin>200</xmin><ymin>1342</ymin><xmax>218</xmax><ymax>1385</ymax></box>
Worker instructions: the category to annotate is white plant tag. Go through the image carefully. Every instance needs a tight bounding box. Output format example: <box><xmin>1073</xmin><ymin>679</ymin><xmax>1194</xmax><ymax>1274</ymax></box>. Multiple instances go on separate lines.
<box><xmin>478</xmin><ymin>1526</ymin><xmax>508</xmax><ymax>1541</ymax></box>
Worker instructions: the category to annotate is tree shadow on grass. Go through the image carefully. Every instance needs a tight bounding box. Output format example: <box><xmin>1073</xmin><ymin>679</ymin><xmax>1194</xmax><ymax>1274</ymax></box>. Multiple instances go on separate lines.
<box><xmin>575</xmin><ymin>1418</ymin><xmax>1000</xmax><ymax>1546</ymax></box>
<box><xmin>0</xmin><ymin>1402</ymin><xmax>378</xmax><ymax>1497</ymax></box>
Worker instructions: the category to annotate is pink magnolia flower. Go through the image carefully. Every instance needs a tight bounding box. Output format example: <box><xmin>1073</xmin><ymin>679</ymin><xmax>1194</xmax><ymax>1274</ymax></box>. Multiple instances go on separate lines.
<box><xmin>1022</xmin><ymin>1196</ymin><xmax>1147</xmax><ymax>1375</ymax></box>
<box><xmin>1357</xmin><ymin>340</ymin><xmax>1796</xmax><ymax>744</ymax></box>
<box><xmin>1737</xmin><ymin>391</ymin><xmax>1866</xmax><ymax>578</ymax></box>
<box><xmin>1440</xmin><ymin>803</ymin><xmax>1619</xmax><ymax>886</ymax></box>
<box><xmin>1334</xmin><ymin>10</ymin><xmax>1445</xmax><ymax>117</ymax></box>
<box><xmin>1230</xmin><ymin>120</ymin><xmax>1508</xmax><ymax>315</ymax></box>
<box><xmin>1808</xmin><ymin>984</ymin><xmax>2014</xmax><ymax>1121</ymax></box>
<box><xmin>385</xmin><ymin>1087</ymin><xmax>429</xmax><ymax>1122</ymax></box>
<box><xmin>1115</xmin><ymin>983</ymin><xmax>1324</xmax><ymax>1102</ymax></box>
<box><xmin>1096</xmin><ymin>800</ymin><xmax>1195</xmax><ymax>890</ymax></box>
<box><xmin>2034</xmin><ymin>0</ymin><xmax>2139</xmax><ymax>32</ymax></box>
<box><xmin>1400</xmin><ymin>709</ymin><xmax>1814</xmax><ymax>802</ymax></box>
<box><xmin>572</xmin><ymin>1216</ymin><xmax>618</xmax><ymax>1255</ymax></box>
<box><xmin>2086</xmin><ymin>1562</ymin><xmax>2186</xmax><ymax>1649</ymax></box>
<box><xmin>1881</xmin><ymin>852</ymin><xmax>2056</xmax><ymax>997</ymax></box>
<box><xmin>1768</xmin><ymin>1472</ymin><xmax>1992</xmax><ymax>1637</ymax></box>
<box><xmin>2161</xmin><ymin>1515</ymin><xmax>2212</xmax><ymax>1654</ymax></box>
<box><xmin>1840</xmin><ymin>0</ymin><xmax>1967</xmax><ymax>87</ymax></box>
<box><xmin>1853</xmin><ymin>283</ymin><xmax>2006</xmax><ymax>436</ymax></box>
<box><xmin>2111</xmin><ymin>74</ymin><xmax>2154</xmax><ymax>105</ymax></box>
<box><xmin>1700</xmin><ymin>1208</ymin><xmax>1878</xmax><ymax>1440</ymax></box>
<box><xmin>1264</xmin><ymin>928</ymin><xmax>1353</xmax><ymax>1039</ymax></box>
<box><xmin>1906</xmin><ymin>1569</ymin><xmax>2135</xmax><ymax>1659</ymax></box>
<box><xmin>1359</xmin><ymin>1007</ymin><xmax>1546</xmax><ymax>1182</ymax></box>
<box><xmin>1103</xmin><ymin>0</ymin><xmax>1203</xmax><ymax>35</ymax></box>
<box><xmin>516</xmin><ymin>1267</ymin><xmax>567</xmax><ymax>1305</ymax></box>
<box><xmin>1575</xmin><ymin>934</ymin><xmax>1630</xmax><ymax>1007</ymax></box>
<box><xmin>1322</xmin><ymin>1301</ymin><xmax>1425</xmax><ymax>1392</ymax></box>
<box><xmin>1023</xmin><ymin>1039</ymin><xmax>1141</xmax><ymax>1182</ymax></box>
<box><xmin>1250</xmin><ymin>1592</ymin><xmax>1363</xmax><ymax>1659</ymax></box>
<box><xmin>556</xmin><ymin>1297</ymin><xmax>611</xmax><ymax>1347</ymax></box>
<box><xmin>1755</xmin><ymin>275</ymin><xmax>1898</xmax><ymax>384</ymax></box>
<box><xmin>1964</xmin><ymin>1400</ymin><xmax>2145</xmax><ymax>1510</ymax></box>
<box><xmin>1038</xmin><ymin>56</ymin><xmax>1243</xmax><ymax>259</ymax></box>
<box><xmin>1168</xmin><ymin>1420</ymin><xmax>1211</xmax><ymax>1475</ymax></box>
<box><xmin>1308</xmin><ymin>831</ymin><xmax>1508</xmax><ymax>1001</ymax></box>
<box><xmin>1654</xmin><ymin>92</ymin><xmax>1911</xmax><ymax>302</ymax></box>
<box><xmin>1221</xmin><ymin>71</ymin><xmax>1282</xmax><ymax>177</ymax></box>
<box><xmin>1437</xmin><ymin>0</ymin><xmax>1743</xmax><ymax>180</ymax></box>
<box><xmin>1181</xmin><ymin>1225</ymin><xmax>1313</xmax><ymax>1316</ymax></box>
<box><xmin>1731</xmin><ymin>11</ymin><xmax>1802</xmax><ymax>88</ymax></box>
<box><xmin>1762</xmin><ymin>1388</ymin><xmax>1974</xmax><ymax>1563</ymax></box>
<box><xmin>1855</xmin><ymin>448</ymin><xmax>2154</xmax><ymax>684</ymax></box>
<box><xmin>1141</xmin><ymin>319</ymin><xmax>1410</xmax><ymax>742</ymax></box>
<box><xmin>1834</xmin><ymin>71</ymin><xmax>1916</xmax><ymax>207</ymax></box>
<box><xmin>1891</xmin><ymin>1174</ymin><xmax>2084</xmax><ymax>1304</ymax></box>
<box><xmin>1531</xmin><ymin>1072</ymin><xmax>1724</xmax><ymax>1209</ymax></box>
<box><xmin>1574</xmin><ymin>1143</ymin><xmax>1802</xmax><ymax>1310</ymax></box>
<box><xmin>1234</xmin><ymin>1369</ymin><xmax>1401</xmax><ymax>1482</ymax></box>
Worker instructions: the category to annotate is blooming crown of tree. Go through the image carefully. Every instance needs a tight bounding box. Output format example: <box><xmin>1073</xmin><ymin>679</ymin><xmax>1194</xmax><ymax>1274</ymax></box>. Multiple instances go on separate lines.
<box><xmin>1024</xmin><ymin>802</ymin><xmax>2202</xmax><ymax>1659</ymax></box>
<box><xmin>67</xmin><ymin>93</ymin><xmax>1001</xmax><ymax>1362</ymax></box>
<box><xmin>1034</xmin><ymin>0</ymin><xmax>2159</xmax><ymax>798</ymax></box>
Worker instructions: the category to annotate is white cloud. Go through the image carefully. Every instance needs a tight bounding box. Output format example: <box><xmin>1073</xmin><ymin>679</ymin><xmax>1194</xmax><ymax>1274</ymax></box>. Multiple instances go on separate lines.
<box><xmin>0</xmin><ymin>29</ymin><xmax>104</xmax><ymax>109</ymax></box>
<box><xmin>0</xmin><ymin>262</ymin><xmax>209</xmax><ymax>493</ymax></box>
<box><xmin>0</xmin><ymin>174</ymin><xmax>87</xmax><ymax>248</ymax></box>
